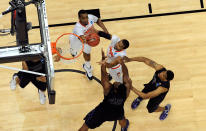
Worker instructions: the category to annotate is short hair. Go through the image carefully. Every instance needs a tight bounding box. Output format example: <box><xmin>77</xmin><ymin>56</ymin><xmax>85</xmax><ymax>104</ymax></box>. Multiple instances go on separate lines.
<box><xmin>166</xmin><ymin>70</ymin><xmax>174</xmax><ymax>81</ymax></box>
<box><xmin>78</xmin><ymin>10</ymin><xmax>87</xmax><ymax>18</ymax></box>
<box><xmin>122</xmin><ymin>39</ymin><xmax>129</xmax><ymax>49</ymax></box>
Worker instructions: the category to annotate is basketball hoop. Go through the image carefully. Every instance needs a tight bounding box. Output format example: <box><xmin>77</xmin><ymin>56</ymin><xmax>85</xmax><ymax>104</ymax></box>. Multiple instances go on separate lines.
<box><xmin>51</xmin><ymin>33</ymin><xmax>84</xmax><ymax>63</ymax></box>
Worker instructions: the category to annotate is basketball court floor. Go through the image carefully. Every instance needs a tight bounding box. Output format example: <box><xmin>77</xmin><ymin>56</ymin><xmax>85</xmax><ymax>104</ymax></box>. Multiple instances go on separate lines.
<box><xmin>0</xmin><ymin>0</ymin><xmax>206</xmax><ymax>130</ymax></box>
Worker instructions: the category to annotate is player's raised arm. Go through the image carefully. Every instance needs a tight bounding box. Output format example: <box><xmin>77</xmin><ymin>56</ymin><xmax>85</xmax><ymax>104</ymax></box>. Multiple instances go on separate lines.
<box><xmin>127</xmin><ymin>57</ymin><xmax>164</xmax><ymax>71</ymax></box>
<box><xmin>101</xmin><ymin>56</ymin><xmax>129</xmax><ymax>68</ymax></box>
<box><xmin>118</xmin><ymin>58</ymin><xmax>132</xmax><ymax>97</ymax></box>
<box><xmin>96</xmin><ymin>18</ymin><xmax>109</xmax><ymax>34</ymax></box>
<box><xmin>131</xmin><ymin>86</ymin><xmax>168</xmax><ymax>99</ymax></box>
<box><xmin>100</xmin><ymin>49</ymin><xmax>111</xmax><ymax>90</ymax></box>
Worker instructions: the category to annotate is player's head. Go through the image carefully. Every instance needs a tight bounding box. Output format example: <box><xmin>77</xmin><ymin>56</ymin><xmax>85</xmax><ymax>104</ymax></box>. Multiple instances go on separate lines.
<box><xmin>161</xmin><ymin>70</ymin><xmax>174</xmax><ymax>81</ymax></box>
<box><xmin>166</xmin><ymin>70</ymin><xmax>174</xmax><ymax>81</ymax></box>
<box><xmin>115</xmin><ymin>39</ymin><xmax>130</xmax><ymax>51</ymax></box>
<box><xmin>78</xmin><ymin>10</ymin><xmax>88</xmax><ymax>26</ymax></box>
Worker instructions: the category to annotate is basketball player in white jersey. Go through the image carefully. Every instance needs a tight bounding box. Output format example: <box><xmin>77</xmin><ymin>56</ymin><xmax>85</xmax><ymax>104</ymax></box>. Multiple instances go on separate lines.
<box><xmin>97</xmin><ymin>31</ymin><xmax>130</xmax><ymax>83</ymax></box>
<box><xmin>70</xmin><ymin>10</ymin><xmax>109</xmax><ymax>80</ymax></box>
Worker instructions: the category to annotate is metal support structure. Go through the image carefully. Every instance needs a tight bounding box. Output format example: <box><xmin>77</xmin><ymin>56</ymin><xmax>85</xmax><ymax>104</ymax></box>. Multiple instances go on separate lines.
<box><xmin>0</xmin><ymin>43</ymin><xmax>43</xmax><ymax>63</ymax></box>
<box><xmin>36</xmin><ymin>0</ymin><xmax>55</xmax><ymax>104</ymax></box>
<box><xmin>0</xmin><ymin>0</ymin><xmax>55</xmax><ymax>104</ymax></box>
<box><xmin>15</xmin><ymin>0</ymin><xmax>29</xmax><ymax>47</ymax></box>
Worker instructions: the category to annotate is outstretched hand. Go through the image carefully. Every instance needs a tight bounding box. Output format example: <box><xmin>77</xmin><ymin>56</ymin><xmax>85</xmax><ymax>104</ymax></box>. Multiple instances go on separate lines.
<box><xmin>97</xmin><ymin>59</ymin><xmax>107</xmax><ymax>65</ymax></box>
<box><xmin>97</xmin><ymin>48</ymin><xmax>107</xmax><ymax>65</ymax></box>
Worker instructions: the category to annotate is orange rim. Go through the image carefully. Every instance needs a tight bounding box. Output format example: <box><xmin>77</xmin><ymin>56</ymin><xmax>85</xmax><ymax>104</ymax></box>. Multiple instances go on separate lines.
<box><xmin>53</xmin><ymin>33</ymin><xmax>84</xmax><ymax>60</ymax></box>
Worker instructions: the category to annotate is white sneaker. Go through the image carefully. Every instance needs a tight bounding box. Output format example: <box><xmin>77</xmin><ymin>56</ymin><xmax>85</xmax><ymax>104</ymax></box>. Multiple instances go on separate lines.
<box><xmin>70</xmin><ymin>48</ymin><xmax>77</xmax><ymax>57</ymax></box>
<box><xmin>83</xmin><ymin>64</ymin><xmax>93</xmax><ymax>80</ymax></box>
<box><xmin>10</xmin><ymin>74</ymin><xmax>18</xmax><ymax>91</ymax></box>
<box><xmin>38</xmin><ymin>90</ymin><xmax>46</xmax><ymax>105</ymax></box>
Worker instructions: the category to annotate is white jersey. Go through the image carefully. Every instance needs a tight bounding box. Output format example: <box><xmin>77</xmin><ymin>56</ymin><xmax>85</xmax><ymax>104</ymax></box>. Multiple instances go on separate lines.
<box><xmin>107</xmin><ymin>35</ymin><xmax>127</xmax><ymax>68</ymax></box>
<box><xmin>69</xmin><ymin>14</ymin><xmax>98</xmax><ymax>55</ymax></box>
<box><xmin>106</xmin><ymin>35</ymin><xmax>126</xmax><ymax>83</ymax></box>
<box><xmin>72</xmin><ymin>14</ymin><xmax>98</xmax><ymax>37</ymax></box>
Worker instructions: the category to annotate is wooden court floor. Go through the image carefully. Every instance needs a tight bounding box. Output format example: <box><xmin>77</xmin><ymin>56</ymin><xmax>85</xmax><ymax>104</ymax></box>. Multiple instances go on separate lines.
<box><xmin>0</xmin><ymin>0</ymin><xmax>206</xmax><ymax>130</ymax></box>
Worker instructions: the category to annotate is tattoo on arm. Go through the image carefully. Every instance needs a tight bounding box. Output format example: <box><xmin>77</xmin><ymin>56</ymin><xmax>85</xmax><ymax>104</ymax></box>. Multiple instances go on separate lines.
<box><xmin>149</xmin><ymin>60</ymin><xmax>158</xmax><ymax>68</ymax></box>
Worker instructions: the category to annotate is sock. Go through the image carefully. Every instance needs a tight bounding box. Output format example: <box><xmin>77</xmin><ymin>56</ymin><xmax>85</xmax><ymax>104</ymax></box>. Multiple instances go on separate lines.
<box><xmin>85</xmin><ymin>61</ymin><xmax>91</xmax><ymax>68</ymax></box>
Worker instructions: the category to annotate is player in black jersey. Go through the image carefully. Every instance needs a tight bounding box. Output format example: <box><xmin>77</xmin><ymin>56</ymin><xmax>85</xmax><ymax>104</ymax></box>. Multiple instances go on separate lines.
<box><xmin>128</xmin><ymin>57</ymin><xmax>174</xmax><ymax>120</ymax></box>
<box><xmin>78</xmin><ymin>50</ymin><xmax>131</xmax><ymax>131</ymax></box>
<box><xmin>10</xmin><ymin>58</ymin><xmax>47</xmax><ymax>105</ymax></box>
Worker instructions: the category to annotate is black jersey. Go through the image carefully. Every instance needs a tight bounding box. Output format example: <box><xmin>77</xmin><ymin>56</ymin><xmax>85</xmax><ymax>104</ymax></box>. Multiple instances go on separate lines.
<box><xmin>102</xmin><ymin>84</ymin><xmax>127</xmax><ymax>108</ymax></box>
<box><xmin>83</xmin><ymin>84</ymin><xmax>127</xmax><ymax>128</ymax></box>
<box><xmin>25</xmin><ymin>58</ymin><xmax>45</xmax><ymax>73</ymax></box>
<box><xmin>145</xmin><ymin>68</ymin><xmax>170</xmax><ymax>101</ymax></box>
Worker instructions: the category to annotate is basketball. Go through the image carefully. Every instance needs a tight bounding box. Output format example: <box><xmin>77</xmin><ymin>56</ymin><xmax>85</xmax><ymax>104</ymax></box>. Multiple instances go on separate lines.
<box><xmin>85</xmin><ymin>33</ymin><xmax>100</xmax><ymax>47</ymax></box>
